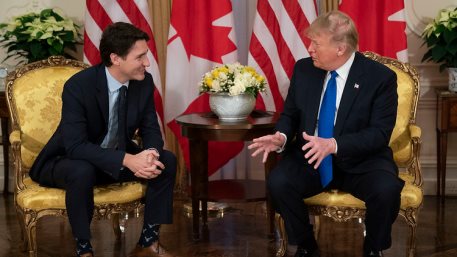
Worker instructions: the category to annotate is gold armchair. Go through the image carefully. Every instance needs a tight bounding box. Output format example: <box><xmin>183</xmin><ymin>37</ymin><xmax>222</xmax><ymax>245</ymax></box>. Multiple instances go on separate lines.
<box><xmin>275</xmin><ymin>52</ymin><xmax>423</xmax><ymax>257</ymax></box>
<box><xmin>6</xmin><ymin>56</ymin><xmax>146</xmax><ymax>257</ymax></box>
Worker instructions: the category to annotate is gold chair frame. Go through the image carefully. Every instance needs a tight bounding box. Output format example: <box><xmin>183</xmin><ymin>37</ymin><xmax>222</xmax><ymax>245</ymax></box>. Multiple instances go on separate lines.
<box><xmin>6</xmin><ymin>56</ymin><xmax>145</xmax><ymax>257</ymax></box>
<box><xmin>275</xmin><ymin>52</ymin><xmax>423</xmax><ymax>257</ymax></box>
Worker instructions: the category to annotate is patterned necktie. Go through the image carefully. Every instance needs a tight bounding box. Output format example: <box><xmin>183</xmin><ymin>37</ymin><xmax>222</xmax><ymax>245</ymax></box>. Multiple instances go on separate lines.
<box><xmin>317</xmin><ymin>71</ymin><xmax>338</xmax><ymax>187</ymax></box>
<box><xmin>117</xmin><ymin>85</ymin><xmax>127</xmax><ymax>151</ymax></box>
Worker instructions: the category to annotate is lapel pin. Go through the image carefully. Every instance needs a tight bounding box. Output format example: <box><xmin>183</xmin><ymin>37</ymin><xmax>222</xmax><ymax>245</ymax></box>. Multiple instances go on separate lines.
<box><xmin>354</xmin><ymin>83</ymin><xmax>359</xmax><ymax>89</ymax></box>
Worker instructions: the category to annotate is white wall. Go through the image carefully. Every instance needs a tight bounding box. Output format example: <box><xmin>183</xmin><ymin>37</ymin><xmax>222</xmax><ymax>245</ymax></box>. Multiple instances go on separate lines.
<box><xmin>1</xmin><ymin>0</ymin><xmax>456</xmax><ymax>195</ymax></box>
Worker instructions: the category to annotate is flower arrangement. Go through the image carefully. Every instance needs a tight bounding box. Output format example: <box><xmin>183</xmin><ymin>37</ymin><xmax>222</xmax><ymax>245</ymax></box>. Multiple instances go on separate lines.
<box><xmin>422</xmin><ymin>7</ymin><xmax>457</xmax><ymax>71</ymax></box>
<box><xmin>0</xmin><ymin>8</ymin><xmax>81</xmax><ymax>64</ymax></box>
<box><xmin>199</xmin><ymin>62</ymin><xmax>267</xmax><ymax>97</ymax></box>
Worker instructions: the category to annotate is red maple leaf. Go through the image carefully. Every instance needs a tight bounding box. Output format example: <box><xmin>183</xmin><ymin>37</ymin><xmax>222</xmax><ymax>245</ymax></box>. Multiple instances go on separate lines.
<box><xmin>169</xmin><ymin>0</ymin><xmax>237</xmax><ymax>63</ymax></box>
<box><xmin>340</xmin><ymin>0</ymin><xmax>407</xmax><ymax>59</ymax></box>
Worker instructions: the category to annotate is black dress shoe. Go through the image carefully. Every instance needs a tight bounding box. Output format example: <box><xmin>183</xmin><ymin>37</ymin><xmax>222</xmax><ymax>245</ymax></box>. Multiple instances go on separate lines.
<box><xmin>294</xmin><ymin>247</ymin><xmax>320</xmax><ymax>257</ymax></box>
<box><xmin>365</xmin><ymin>250</ymin><xmax>383</xmax><ymax>257</ymax></box>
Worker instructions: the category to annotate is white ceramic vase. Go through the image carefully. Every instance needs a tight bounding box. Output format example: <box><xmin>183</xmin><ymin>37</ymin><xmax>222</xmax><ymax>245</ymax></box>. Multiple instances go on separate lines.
<box><xmin>209</xmin><ymin>92</ymin><xmax>256</xmax><ymax>121</ymax></box>
<box><xmin>449</xmin><ymin>68</ymin><xmax>457</xmax><ymax>93</ymax></box>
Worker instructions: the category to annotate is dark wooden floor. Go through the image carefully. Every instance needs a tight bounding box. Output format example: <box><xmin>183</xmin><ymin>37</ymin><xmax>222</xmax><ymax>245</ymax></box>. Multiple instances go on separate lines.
<box><xmin>1</xmin><ymin>194</ymin><xmax>456</xmax><ymax>257</ymax></box>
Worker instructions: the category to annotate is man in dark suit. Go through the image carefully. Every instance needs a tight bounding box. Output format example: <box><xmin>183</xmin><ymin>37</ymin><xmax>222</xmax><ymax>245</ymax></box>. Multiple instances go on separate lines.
<box><xmin>29</xmin><ymin>22</ymin><xmax>176</xmax><ymax>257</ymax></box>
<box><xmin>249</xmin><ymin>11</ymin><xmax>404</xmax><ymax>257</ymax></box>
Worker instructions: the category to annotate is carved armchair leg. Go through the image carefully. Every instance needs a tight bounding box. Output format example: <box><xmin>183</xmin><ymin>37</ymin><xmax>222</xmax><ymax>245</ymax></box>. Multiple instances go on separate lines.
<box><xmin>313</xmin><ymin>215</ymin><xmax>320</xmax><ymax>240</ymax></box>
<box><xmin>407</xmin><ymin>223</ymin><xmax>416</xmax><ymax>257</ymax></box>
<box><xmin>24</xmin><ymin>214</ymin><xmax>38</xmax><ymax>257</ymax></box>
<box><xmin>15</xmin><ymin>208</ymin><xmax>28</xmax><ymax>251</ymax></box>
<box><xmin>275</xmin><ymin>213</ymin><xmax>287</xmax><ymax>257</ymax></box>
<box><xmin>112</xmin><ymin>213</ymin><xmax>122</xmax><ymax>240</ymax></box>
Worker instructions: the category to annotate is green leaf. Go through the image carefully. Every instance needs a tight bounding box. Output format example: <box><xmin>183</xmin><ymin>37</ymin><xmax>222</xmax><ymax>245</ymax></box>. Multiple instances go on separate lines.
<box><xmin>443</xmin><ymin>28</ymin><xmax>457</xmax><ymax>43</ymax></box>
<box><xmin>29</xmin><ymin>41</ymin><xmax>42</xmax><ymax>58</ymax></box>
<box><xmin>431</xmin><ymin>45</ymin><xmax>447</xmax><ymax>61</ymax></box>
<box><xmin>52</xmin><ymin>40</ymin><xmax>63</xmax><ymax>53</ymax></box>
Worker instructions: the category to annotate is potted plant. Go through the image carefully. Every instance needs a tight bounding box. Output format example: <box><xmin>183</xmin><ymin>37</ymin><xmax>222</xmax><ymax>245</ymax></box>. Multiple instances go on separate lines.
<box><xmin>199</xmin><ymin>62</ymin><xmax>267</xmax><ymax>121</ymax></box>
<box><xmin>422</xmin><ymin>7</ymin><xmax>457</xmax><ymax>92</ymax></box>
<box><xmin>0</xmin><ymin>8</ymin><xmax>81</xmax><ymax>65</ymax></box>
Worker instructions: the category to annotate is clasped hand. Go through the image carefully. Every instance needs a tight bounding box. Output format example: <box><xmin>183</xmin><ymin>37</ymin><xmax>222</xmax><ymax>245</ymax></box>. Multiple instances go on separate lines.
<box><xmin>123</xmin><ymin>149</ymin><xmax>164</xmax><ymax>179</ymax></box>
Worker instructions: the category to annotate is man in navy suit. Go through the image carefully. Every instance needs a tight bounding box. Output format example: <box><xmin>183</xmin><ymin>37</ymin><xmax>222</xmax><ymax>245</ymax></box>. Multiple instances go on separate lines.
<box><xmin>29</xmin><ymin>22</ymin><xmax>176</xmax><ymax>257</ymax></box>
<box><xmin>249</xmin><ymin>11</ymin><xmax>404</xmax><ymax>257</ymax></box>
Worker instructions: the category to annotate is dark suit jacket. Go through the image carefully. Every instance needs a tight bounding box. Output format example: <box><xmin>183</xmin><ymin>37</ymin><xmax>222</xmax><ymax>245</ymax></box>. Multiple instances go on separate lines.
<box><xmin>276</xmin><ymin>52</ymin><xmax>398</xmax><ymax>175</ymax></box>
<box><xmin>29</xmin><ymin>64</ymin><xmax>164</xmax><ymax>183</ymax></box>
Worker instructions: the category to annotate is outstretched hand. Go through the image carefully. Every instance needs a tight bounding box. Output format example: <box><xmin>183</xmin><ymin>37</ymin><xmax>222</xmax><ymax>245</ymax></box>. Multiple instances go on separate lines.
<box><xmin>302</xmin><ymin>132</ymin><xmax>336</xmax><ymax>169</ymax></box>
<box><xmin>248</xmin><ymin>131</ymin><xmax>285</xmax><ymax>163</ymax></box>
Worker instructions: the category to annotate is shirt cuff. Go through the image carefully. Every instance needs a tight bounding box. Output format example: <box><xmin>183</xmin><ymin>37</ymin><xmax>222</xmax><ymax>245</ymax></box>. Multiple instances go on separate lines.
<box><xmin>276</xmin><ymin>133</ymin><xmax>287</xmax><ymax>153</ymax></box>
<box><xmin>331</xmin><ymin>138</ymin><xmax>338</xmax><ymax>154</ymax></box>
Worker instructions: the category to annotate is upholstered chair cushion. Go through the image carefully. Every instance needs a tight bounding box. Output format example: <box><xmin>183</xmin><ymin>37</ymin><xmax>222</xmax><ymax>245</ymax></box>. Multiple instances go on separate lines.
<box><xmin>304</xmin><ymin>182</ymin><xmax>423</xmax><ymax>210</ymax></box>
<box><xmin>17</xmin><ymin>177</ymin><xmax>146</xmax><ymax>210</ymax></box>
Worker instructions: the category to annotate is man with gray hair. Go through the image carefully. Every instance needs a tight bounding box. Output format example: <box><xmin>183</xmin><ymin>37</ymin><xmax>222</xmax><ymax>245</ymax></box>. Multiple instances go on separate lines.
<box><xmin>249</xmin><ymin>10</ymin><xmax>403</xmax><ymax>257</ymax></box>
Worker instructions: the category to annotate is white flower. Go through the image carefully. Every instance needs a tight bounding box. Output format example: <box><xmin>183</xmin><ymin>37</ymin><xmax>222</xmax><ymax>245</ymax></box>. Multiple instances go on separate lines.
<box><xmin>199</xmin><ymin>63</ymin><xmax>267</xmax><ymax>97</ymax></box>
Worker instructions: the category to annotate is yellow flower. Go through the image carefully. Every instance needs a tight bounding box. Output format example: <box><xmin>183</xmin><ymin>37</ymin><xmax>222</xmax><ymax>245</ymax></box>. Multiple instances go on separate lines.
<box><xmin>199</xmin><ymin>62</ymin><xmax>267</xmax><ymax>97</ymax></box>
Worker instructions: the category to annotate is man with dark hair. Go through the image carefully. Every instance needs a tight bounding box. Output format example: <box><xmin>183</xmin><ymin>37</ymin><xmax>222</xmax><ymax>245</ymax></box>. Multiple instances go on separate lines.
<box><xmin>249</xmin><ymin>11</ymin><xmax>404</xmax><ymax>257</ymax></box>
<box><xmin>29</xmin><ymin>22</ymin><xmax>176</xmax><ymax>257</ymax></box>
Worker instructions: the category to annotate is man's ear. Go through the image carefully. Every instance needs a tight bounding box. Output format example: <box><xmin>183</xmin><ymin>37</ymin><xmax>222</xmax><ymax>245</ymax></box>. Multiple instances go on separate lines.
<box><xmin>110</xmin><ymin>53</ymin><xmax>121</xmax><ymax>66</ymax></box>
<box><xmin>337</xmin><ymin>43</ymin><xmax>348</xmax><ymax>57</ymax></box>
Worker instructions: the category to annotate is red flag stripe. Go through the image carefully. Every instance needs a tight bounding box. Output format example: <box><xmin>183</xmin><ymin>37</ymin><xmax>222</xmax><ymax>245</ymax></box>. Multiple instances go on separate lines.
<box><xmin>116</xmin><ymin>1</ymin><xmax>158</xmax><ymax>61</ymax></box>
<box><xmin>85</xmin><ymin>0</ymin><xmax>112</xmax><ymax>30</ymax></box>
<box><xmin>282</xmin><ymin>0</ymin><xmax>311</xmax><ymax>49</ymax></box>
<box><xmin>250</xmin><ymin>34</ymin><xmax>284</xmax><ymax>112</ymax></box>
<box><xmin>248</xmin><ymin>0</ymin><xmax>317</xmax><ymax>113</ymax></box>
<box><xmin>83</xmin><ymin>31</ymin><xmax>101</xmax><ymax>65</ymax></box>
<box><xmin>257</xmin><ymin>0</ymin><xmax>295</xmax><ymax>78</ymax></box>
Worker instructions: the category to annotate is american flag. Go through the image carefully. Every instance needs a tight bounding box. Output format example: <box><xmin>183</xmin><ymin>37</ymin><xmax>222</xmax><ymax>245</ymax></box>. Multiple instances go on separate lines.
<box><xmin>83</xmin><ymin>0</ymin><xmax>164</xmax><ymax>127</ymax></box>
<box><xmin>248</xmin><ymin>0</ymin><xmax>318</xmax><ymax>112</ymax></box>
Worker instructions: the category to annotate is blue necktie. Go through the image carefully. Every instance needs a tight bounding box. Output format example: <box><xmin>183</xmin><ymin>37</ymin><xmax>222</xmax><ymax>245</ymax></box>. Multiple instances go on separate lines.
<box><xmin>117</xmin><ymin>86</ymin><xmax>127</xmax><ymax>151</ymax></box>
<box><xmin>317</xmin><ymin>71</ymin><xmax>338</xmax><ymax>187</ymax></box>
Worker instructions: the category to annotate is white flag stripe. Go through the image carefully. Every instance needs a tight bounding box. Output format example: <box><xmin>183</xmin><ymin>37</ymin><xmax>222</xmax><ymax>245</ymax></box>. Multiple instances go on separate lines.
<box><xmin>134</xmin><ymin>0</ymin><xmax>154</xmax><ymax>29</ymax></box>
<box><xmin>249</xmin><ymin>0</ymin><xmax>317</xmax><ymax>112</ymax></box>
<box><xmin>252</xmin><ymin>10</ymin><xmax>290</xmax><ymax>99</ymax></box>
<box><xmin>267</xmin><ymin>0</ymin><xmax>308</xmax><ymax>62</ymax></box>
<box><xmin>248</xmin><ymin>53</ymin><xmax>277</xmax><ymax>112</ymax></box>
<box><xmin>84</xmin><ymin>11</ymin><xmax>103</xmax><ymax>50</ymax></box>
<box><xmin>299</xmin><ymin>0</ymin><xmax>318</xmax><ymax>25</ymax></box>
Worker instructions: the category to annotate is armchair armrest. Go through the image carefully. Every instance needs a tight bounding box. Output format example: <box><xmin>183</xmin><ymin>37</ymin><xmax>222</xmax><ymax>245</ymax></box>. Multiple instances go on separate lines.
<box><xmin>408</xmin><ymin>124</ymin><xmax>423</xmax><ymax>187</ymax></box>
<box><xmin>409</xmin><ymin>124</ymin><xmax>421</xmax><ymax>139</ymax></box>
<box><xmin>9</xmin><ymin>130</ymin><xmax>26</xmax><ymax>191</ymax></box>
<box><xmin>9</xmin><ymin>130</ymin><xmax>21</xmax><ymax>145</ymax></box>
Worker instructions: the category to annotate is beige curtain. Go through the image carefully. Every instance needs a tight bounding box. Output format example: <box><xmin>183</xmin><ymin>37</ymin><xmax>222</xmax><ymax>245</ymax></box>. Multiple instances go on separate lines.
<box><xmin>320</xmin><ymin>0</ymin><xmax>339</xmax><ymax>13</ymax></box>
<box><xmin>147</xmin><ymin>0</ymin><xmax>187</xmax><ymax>194</ymax></box>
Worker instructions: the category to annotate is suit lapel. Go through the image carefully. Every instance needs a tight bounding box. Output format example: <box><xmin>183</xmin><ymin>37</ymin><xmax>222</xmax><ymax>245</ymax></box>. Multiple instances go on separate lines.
<box><xmin>334</xmin><ymin>52</ymin><xmax>365</xmax><ymax>136</ymax></box>
<box><xmin>96</xmin><ymin>66</ymin><xmax>109</xmax><ymax>126</ymax></box>
<box><xmin>305</xmin><ymin>70</ymin><xmax>327</xmax><ymax>134</ymax></box>
<box><xmin>126</xmin><ymin>80</ymin><xmax>141</xmax><ymax>133</ymax></box>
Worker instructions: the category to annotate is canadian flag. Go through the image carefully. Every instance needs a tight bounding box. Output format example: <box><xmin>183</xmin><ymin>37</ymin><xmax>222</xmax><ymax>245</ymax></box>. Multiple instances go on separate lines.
<box><xmin>339</xmin><ymin>0</ymin><xmax>408</xmax><ymax>62</ymax></box>
<box><xmin>83</xmin><ymin>0</ymin><xmax>164</xmax><ymax>127</ymax></box>
<box><xmin>248</xmin><ymin>0</ymin><xmax>318</xmax><ymax>112</ymax></box>
<box><xmin>165</xmin><ymin>0</ymin><xmax>243</xmax><ymax>176</ymax></box>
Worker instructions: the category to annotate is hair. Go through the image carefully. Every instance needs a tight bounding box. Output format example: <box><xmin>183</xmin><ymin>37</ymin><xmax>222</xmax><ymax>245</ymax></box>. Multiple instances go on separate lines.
<box><xmin>99</xmin><ymin>22</ymin><xmax>150</xmax><ymax>67</ymax></box>
<box><xmin>306</xmin><ymin>10</ymin><xmax>358</xmax><ymax>53</ymax></box>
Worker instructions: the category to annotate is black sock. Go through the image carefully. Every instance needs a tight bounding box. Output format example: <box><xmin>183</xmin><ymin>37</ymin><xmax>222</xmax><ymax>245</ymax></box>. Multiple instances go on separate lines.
<box><xmin>75</xmin><ymin>238</ymin><xmax>93</xmax><ymax>256</ymax></box>
<box><xmin>138</xmin><ymin>223</ymin><xmax>160</xmax><ymax>247</ymax></box>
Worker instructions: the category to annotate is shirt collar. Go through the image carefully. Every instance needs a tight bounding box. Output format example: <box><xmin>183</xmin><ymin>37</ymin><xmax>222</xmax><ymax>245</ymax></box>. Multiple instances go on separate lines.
<box><xmin>333</xmin><ymin>52</ymin><xmax>355</xmax><ymax>81</ymax></box>
<box><xmin>105</xmin><ymin>67</ymin><xmax>129</xmax><ymax>93</ymax></box>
